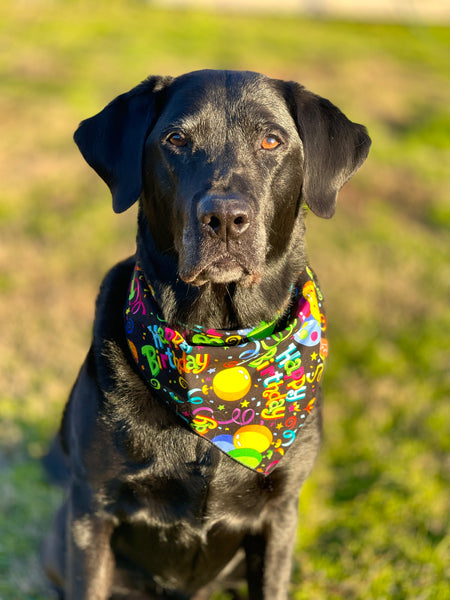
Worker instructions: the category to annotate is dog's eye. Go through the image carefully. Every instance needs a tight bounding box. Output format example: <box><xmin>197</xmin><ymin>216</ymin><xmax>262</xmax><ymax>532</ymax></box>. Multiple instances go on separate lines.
<box><xmin>167</xmin><ymin>132</ymin><xmax>187</xmax><ymax>147</ymax></box>
<box><xmin>261</xmin><ymin>135</ymin><xmax>281</xmax><ymax>150</ymax></box>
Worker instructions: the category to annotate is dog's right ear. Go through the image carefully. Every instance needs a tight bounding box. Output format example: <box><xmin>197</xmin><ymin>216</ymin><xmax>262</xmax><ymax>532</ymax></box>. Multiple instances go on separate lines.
<box><xmin>74</xmin><ymin>76</ymin><xmax>172</xmax><ymax>213</ymax></box>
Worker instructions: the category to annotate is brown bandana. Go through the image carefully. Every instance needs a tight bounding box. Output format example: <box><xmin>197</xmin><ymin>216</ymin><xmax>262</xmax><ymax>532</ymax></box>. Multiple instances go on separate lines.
<box><xmin>124</xmin><ymin>264</ymin><xmax>328</xmax><ymax>474</ymax></box>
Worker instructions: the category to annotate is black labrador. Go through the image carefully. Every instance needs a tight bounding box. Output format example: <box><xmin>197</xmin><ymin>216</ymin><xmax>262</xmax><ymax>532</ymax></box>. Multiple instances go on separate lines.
<box><xmin>43</xmin><ymin>69</ymin><xmax>371</xmax><ymax>600</ymax></box>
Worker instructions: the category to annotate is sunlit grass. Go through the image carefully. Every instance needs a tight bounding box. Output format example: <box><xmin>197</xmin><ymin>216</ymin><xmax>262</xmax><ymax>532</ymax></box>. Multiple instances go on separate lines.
<box><xmin>1</xmin><ymin>1</ymin><xmax>449</xmax><ymax>598</ymax></box>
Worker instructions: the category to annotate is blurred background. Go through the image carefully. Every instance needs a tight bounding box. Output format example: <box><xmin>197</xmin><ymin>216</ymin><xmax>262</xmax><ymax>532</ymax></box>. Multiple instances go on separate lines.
<box><xmin>0</xmin><ymin>1</ymin><xmax>449</xmax><ymax>598</ymax></box>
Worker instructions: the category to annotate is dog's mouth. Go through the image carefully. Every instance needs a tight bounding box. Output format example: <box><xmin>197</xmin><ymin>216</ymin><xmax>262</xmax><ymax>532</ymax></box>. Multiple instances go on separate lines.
<box><xmin>179</xmin><ymin>253</ymin><xmax>261</xmax><ymax>287</ymax></box>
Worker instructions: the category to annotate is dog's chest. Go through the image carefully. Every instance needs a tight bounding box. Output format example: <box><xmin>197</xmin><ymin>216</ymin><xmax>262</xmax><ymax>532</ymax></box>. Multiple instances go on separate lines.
<box><xmin>115</xmin><ymin>450</ymin><xmax>267</xmax><ymax>529</ymax></box>
<box><xmin>108</xmin><ymin>452</ymin><xmax>267</xmax><ymax>589</ymax></box>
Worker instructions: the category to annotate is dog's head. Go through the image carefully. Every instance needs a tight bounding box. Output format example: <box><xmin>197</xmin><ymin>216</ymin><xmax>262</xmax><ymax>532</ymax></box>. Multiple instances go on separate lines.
<box><xmin>74</xmin><ymin>70</ymin><xmax>370</xmax><ymax>290</ymax></box>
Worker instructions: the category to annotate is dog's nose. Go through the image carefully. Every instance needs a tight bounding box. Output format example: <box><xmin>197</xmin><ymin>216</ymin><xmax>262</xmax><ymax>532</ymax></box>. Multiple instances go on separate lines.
<box><xmin>197</xmin><ymin>197</ymin><xmax>251</xmax><ymax>241</ymax></box>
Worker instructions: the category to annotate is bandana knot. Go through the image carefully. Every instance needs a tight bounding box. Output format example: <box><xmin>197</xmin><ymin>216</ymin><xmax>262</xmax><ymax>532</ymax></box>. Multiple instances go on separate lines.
<box><xmin>124</xmin><ymin>264</ymin><xmax>327</xmax><ymax>475</ymax></box>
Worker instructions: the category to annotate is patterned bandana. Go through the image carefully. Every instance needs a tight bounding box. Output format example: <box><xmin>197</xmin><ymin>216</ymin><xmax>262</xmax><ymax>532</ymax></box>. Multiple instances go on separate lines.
<box><xmin>124</xmin><ymin>264</ymin><xmax>328</xmax><ymax>475</ymax></box>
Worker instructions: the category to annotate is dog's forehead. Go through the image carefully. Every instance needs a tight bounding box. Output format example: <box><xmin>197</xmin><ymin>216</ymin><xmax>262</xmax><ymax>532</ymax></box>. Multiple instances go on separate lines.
<box><xmin>158</xmin><ymin>70</ymin><xmax>294</xmax><ymax>131</ymax></box>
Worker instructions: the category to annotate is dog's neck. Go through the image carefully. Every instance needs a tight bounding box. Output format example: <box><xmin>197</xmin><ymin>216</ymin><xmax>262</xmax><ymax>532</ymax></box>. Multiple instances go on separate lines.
<box><xmin>136</xmin><ymin>212</ymin><xmax>308</xmax><ymax>331</ymax></box>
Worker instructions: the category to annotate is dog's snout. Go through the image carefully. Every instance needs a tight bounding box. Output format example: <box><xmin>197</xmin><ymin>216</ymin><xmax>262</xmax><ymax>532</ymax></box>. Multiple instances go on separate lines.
<box><xmin>197</xmin><ymin>197</ymin><xmax>251</xmax><ymax>241</ymax></box>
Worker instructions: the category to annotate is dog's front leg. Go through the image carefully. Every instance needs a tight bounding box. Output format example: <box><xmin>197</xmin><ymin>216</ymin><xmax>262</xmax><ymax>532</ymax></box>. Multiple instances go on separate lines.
<box><xmin>66</xmin><ymin>480</ymin><xmax>116</xmax><ymax>600</ymax></box>
<box><xmin>245</xmin><ymin>500</ymin><xmax>299</xmax><ymax>600</ymax></box>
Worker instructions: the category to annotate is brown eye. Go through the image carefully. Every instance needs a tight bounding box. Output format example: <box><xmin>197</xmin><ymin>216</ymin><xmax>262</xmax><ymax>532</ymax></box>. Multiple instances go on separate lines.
<box><xmin>168</xmin><ymin>132</ymin><xmax>187</xmax><ymax>147</ymax></box>
<box><xmin>261</xmin><ymin>135</ymin><xmax>281</xmax><ymax>150</ymax></box>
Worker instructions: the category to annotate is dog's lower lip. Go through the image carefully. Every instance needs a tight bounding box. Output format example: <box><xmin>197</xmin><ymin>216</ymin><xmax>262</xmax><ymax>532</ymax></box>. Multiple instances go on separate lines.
<box><xmin>211</xmin><ymin>256</ymin><xmax>237</xmax><ymax>269</ymax></box>
<box><xmin>180</xmin><ymin>255</ymin><xmax>245</xmax><ymax>285</ymax></box>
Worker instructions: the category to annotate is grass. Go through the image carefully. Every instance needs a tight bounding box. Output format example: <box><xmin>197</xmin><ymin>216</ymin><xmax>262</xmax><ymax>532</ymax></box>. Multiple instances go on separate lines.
<box><xmin>0</xmin><ymin>1</ymin><xmax>449</xmax><ymax>598</ymax></box>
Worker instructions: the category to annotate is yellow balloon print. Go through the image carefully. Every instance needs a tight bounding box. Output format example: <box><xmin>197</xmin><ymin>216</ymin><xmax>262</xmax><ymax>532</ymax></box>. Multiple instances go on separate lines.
<box><xmin>302</xmin><ymin>280</ymin><xmax>321</xmax><ymax>322</ymax></box>
<box><xmin>233</xmin><ymin>424</ymin><xmax>273</xmax><ymax>453</ymax></box>
<box><xmin>213</xmin><ymin>366</ymin><xmax>251</xmax><ymax>401</ymax></box>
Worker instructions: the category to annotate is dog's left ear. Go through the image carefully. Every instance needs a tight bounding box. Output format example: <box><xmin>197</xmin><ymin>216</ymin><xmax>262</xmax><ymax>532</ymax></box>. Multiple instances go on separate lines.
<box><xmin>287</xmin><ymin>83</ymin><xmax>371</xmax><ymax>218</ymax></box>
<box><xmin>74</xmin><ymin>76</ymin><xmax>172</xmax><ymax>213</ymax></box>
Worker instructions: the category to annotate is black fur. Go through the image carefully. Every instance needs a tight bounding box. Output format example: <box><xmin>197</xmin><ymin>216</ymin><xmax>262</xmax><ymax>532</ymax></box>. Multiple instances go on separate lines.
<box><xmin>43</xmin><ymin>70</ymin><xmax>370</xmax><ymax>599</ymax></box>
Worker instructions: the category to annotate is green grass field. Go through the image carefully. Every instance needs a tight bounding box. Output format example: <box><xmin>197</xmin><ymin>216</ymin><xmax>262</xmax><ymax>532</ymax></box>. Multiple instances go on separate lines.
<box><xmin>0</xmin><ymin>1</ymin><xmax>449</xmax><ymax>598</ymax></box>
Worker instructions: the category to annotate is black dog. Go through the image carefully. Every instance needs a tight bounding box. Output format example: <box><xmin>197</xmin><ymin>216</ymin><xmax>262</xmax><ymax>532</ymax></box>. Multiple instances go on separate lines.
<box><xmin>43</xmin><ymin>70</ymin><xmax>370</xmax><ymax>599</ymax></box>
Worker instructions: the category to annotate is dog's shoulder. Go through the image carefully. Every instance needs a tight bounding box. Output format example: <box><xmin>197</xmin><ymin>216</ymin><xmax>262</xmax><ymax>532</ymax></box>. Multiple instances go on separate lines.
<box><xmin>93</xmin><ymin>256</ymin><xmax>135</xmax><ymax>345</ymax></box>
<box><xmin>87</xmin><ymin>255</ymin><xmax>145</xmax><ymax>405</ymax></box>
